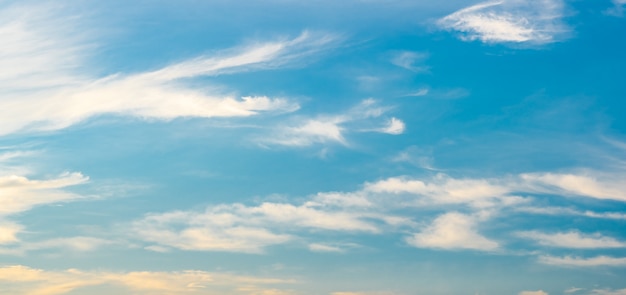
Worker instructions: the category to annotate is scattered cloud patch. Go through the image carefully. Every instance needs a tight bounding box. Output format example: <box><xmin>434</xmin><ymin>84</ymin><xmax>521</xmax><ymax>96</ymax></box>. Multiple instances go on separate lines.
<box><xmin>520</xmin><ymin>172</ymin><xmax>626</xmax><ymax>202</ymax></box>
<box><xmin>606</xmin><ymin>0</ymin><xmax>626</xmax><ymax>16</ymax></box>
<box><xmin>516</xmin><ymin>231</ymin><xmax>626</xmax><ymax>249</ymax></box>
<box><xmin>132</xmin><ymin>199</ymin><xmax>401</xmax><ymax>253</ymax></box>
<box><xmin>131</xmin><ymin>170</ymin><xmax>626</xmax><ymax>254</ymax></box>
<box><xmin>0</xmin><ymin>265</ymin><xmax>293</xmax><ymax>295</ymax></box>
<box><xmin>390</xmin><ymin>51</ymin><xmax>429</xmax><ymax>73</ymax></box>
<box><xmin>538</xmin><ymin>255</ymin><xmax>626</xmax><ymax>267</ymax></box>
<box><xmin>591</xmin><ymin>289</ymin><xmax>626</xmax><ymax>295</ymax></box>
<box><xmin>519</xmin><ymin>291</ymin><xmax>548</xmax><ymax>295</ymax></box>
<box><xmin>379</xmin><ymin>117</ymin><xmax>406</xmax><ymax>135</ymax></box>
<box><xmin>406</xmin><ymin>212</ymin><xmax>499</xmax><ymax>251</ymax></box>
<box><xmin>438</xmin><ymin>0</ymin><xmax>568</xmax><ymax>44</ymax></box>
<box><xmin>0</xmin><ymin>172</ymin><xmax>88</xmax><ymax>216</ymax></box>
<box><xmin>263</xmin><ymin>99</ymin><xmax>405</xmax><ymax>147</ymax></box>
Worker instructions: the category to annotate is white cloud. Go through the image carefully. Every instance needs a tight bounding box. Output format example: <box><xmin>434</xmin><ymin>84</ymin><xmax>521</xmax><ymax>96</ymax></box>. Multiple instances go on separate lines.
<box><xmin>0</xmin><ymin>3</ymin><xmax>340</xmax><ymax>136</ymax></box>
<box><xmin>0</xmin><ymin>222</ymin><xmax>22</xmax><ymax>245</ymax></box>
<box><xmin>515</xmin><ymin>206</ymin><xmax>626</xmax><ymax>220</ymax></box>
<box><xmin>379</xmin><ymin>117</ymin><xmax>405</xmax><ymax>135</ymax></box>
<box><xmin>308</xmin><ymin>243</ymin><xmax>345</xmax><ymax>253</ymax></box>
<box><xmin>591</xmin><ymin>289</ymin><xmax>626</xmax><ymax>295</ymax></box>
<box><xmin>270</xmin><ymin>117</ymin><xmax>347</xmax><ymax>146</ymax></box>
<box><xmin>516</xmin><ymin>231</ymin><xmax>626</xmax><ymax>249</ymax></box>
<box><xmin>0</xmin><ymin>265</ymin><xmax>293</xmax><ymax>295</ymax></box>
<box><xmin>606</xmin><ymin>0</ymin><xmax>626</xmax><ymax>16</ymax></box>
<box><xmin>264</xmin><ymin>99</ymin><xmax>405</xmax><ymax>147</ymax></box>
<box><xmin>390</xmin><ymin>51</ymin><xmax>429</xmax><ymax>73</ymax></box>
<box><xmin>364</xmin><ymin>174</ymin><xmax>522</xmax><ymax>208</ymax></box>
<box><xmin>405</xmin><ymin>212</ymin><xmax>499</xmax><ymax>251</ymax></box>
<box><xmin>538</xmin><ymin>255</ymin><xmax>626</xmax><ymax>267</ymax></box>
<box><xmin>564</xmin><ymin>287</ymin><xmax>583</xmax><ymax>294</ymax></box>
<box><xmin>0</xmin><ymin>172</ymin><xmax>88</xmax><ymax>216</ymax></box>
<box><xmin>520</xmin><ymin>172</ymin><xmax>626</xmax><ymax>202</ymax></box>
<box><xmin>438</xmin><ymin>0</ymin><xmax>568</xmax><ymax>44</ymax></box>
<box><xmin>130</xmin><ymin>170</ymin><xmax>626</xmax><ymax>254</ymax></box>
<box><xmin>132</xmin><ymin>200</ymin><xmax>400</xmax><ymax>253</ymax></box>
<box><xmin>519</xmin><ymin>291</ymin><xmax>548</xmax><ymax>295</ymax></box>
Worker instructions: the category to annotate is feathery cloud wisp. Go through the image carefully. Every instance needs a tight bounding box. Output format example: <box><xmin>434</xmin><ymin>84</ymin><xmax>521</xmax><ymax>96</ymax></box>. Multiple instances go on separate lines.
<box><xmin>538</xmin><ymin>255</ymin><xmax>626</xmax><ymax>267</ymax></box>
<box><xmin>438</xmin><ymin>0</ymin><xmax>568</xmax><ymax>44</ymax></box>
<box><xmin>0</xmin><ymin>3</ymin><xmax>338</xmax><ymax>136</ymax></box>
<box><xmin>516</xmin><ymin>231</ymin><xmax>626</xmax><ymax>249</ymax></box>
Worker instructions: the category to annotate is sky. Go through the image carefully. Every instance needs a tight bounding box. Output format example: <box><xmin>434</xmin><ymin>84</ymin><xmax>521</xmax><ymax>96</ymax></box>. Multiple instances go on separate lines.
<box><xmin>1</xmin><ymin>0</ymin><xmax>626</xmax><ymax>294</ymax></box>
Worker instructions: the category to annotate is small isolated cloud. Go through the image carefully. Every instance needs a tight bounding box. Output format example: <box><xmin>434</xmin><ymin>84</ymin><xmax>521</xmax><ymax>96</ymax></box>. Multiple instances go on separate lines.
<box><xmin>564</xmin><ymin>287</ymin><xmax>583</xmax><ymax>294</ymax></box>
<box><xmin>379</xmin><ymin>117</ymin><xmax>406</xmax><ymax>135</ymax></box>
<box><xmin>390</xmin><ymin>51</ymin><xmax>429</xmax><ymax>73</ymax></box>
<box><xmin>516</xmin><ymin>231</ymin><xmax>626</xmax><ymax>249</ymax></box>
<box><xmin>308</xmin><ymin>243</ymin><xmax>345</xmax><ymax>253</ymax></box>
<box><xmin>438</xmin><ymin>0</ymin><xmax>568</xmax><ymax>44</ymax></box>
<box><xmin>392</xmin><ymin>146</ymin><xmax>436</xmax><ymax>170</ymax></box>
<box><xmin>405</xmin><ymin>212</ymin><xmax>499</xmax><ymax>251</ymax></box>
<box><xmin>264</xmin><ymin>99</ymin><xmax>405</xmax><ymax>147</ymax></box>
<box><xmin>519</xmin><ymin>291</ymin><xmax>548</xmax><ymax>295</ymax></box>
<box><xmin>538</xmin><ymin>255</ymin><xmax>626</xmax><ymax>267</ymax></box>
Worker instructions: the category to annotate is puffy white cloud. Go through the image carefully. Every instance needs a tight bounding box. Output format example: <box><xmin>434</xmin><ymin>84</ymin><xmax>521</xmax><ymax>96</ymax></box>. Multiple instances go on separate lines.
<box><xmin>0</xmin><ymin>265</ymin><xmax>293</xmax><ymax>295</ymax></box>
<box><xmin>538</xmin><ymin>255</ymin><xmax>626</xmax><ymax>267</ymax></box>
<box><xmin>516</xmin><ymin>231</ymin><xmax>626</xmax><ymax>249</ymax></box>
<box><xmin>405</xmin><ymin>212</ymin><xmax>499</xmax><ymax>251</ymax></box>
<box><xmin>379</xmin><ymin>118</ymin><xmax>405</xmax><ymax>135</ymax></box>
<box><xmin>438</xmin><ymin>0</ymin><xmax>568</xmax><ymax>44</ymax></box>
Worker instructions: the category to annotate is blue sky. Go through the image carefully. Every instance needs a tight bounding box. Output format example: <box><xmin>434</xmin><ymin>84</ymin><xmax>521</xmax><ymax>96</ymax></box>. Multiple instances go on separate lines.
<box><xmin>1</xmin><ymin>0</ymin><xmax>626</xmax><ymax>294</ymax></box>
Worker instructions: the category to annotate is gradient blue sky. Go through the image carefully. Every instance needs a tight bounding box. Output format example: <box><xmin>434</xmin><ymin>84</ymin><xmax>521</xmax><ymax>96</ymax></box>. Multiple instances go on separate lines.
<box><xmin>1</xmin><ymin>0</ymin><xmax>626</xmax><ymax>294</ymax></box>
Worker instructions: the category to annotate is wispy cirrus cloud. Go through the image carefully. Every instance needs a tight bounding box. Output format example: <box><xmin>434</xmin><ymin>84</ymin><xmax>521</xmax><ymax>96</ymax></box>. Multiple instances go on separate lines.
<box><xmin>519</xmin><ymin>291</ymin><xmax>548</xmax><ymax>295</ymax></box>
<box><xmin>606</xmin><ymin>0</ymin><xmax>626</xmax><ymax>16</ymax></box>
<box><xmin>0</xmin><ymin>3</ymin><xmax>338</xmax><ymax>136</ymax></box>
<box><xmin>390</xmin><ymin>51</ymin><xmax>429</xmax><ymax>73</ymax></box>
<box><xmin>262</xmin><ymin>99</ymin><xmax>406</xmax><ymax>147</ymax></box>
<box><xmin>0</xmin><ymin>265</ymin><xmax>294</xmax><ymax>295</ymax></box>
<box><xmin>538</xmin><ymin>255</ymin><xmax>626</xmax><ymax>267</ymax></box>
<box><xmin>438</xmin><ymin>0</ymin><xmax>569</xmax><ymax>44</ymax></box>
<box><xmin>591</xmin><ymin>288</ymin><xmax>626</xmax><ymax>295</ymax></box>
<box><xmin>133</xmin><ymin>199</ymin><xmax>405</xmax><ymax>253</ymax></box>
<box><xmin>516</xmin><ymin>231</ymin><xmax>626</xmax><ymax>249</ymax></box>
<box><xmin>0</xmin><ymin>172</ymin><xmax>88</xmax><ymax>216</ymax></box>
